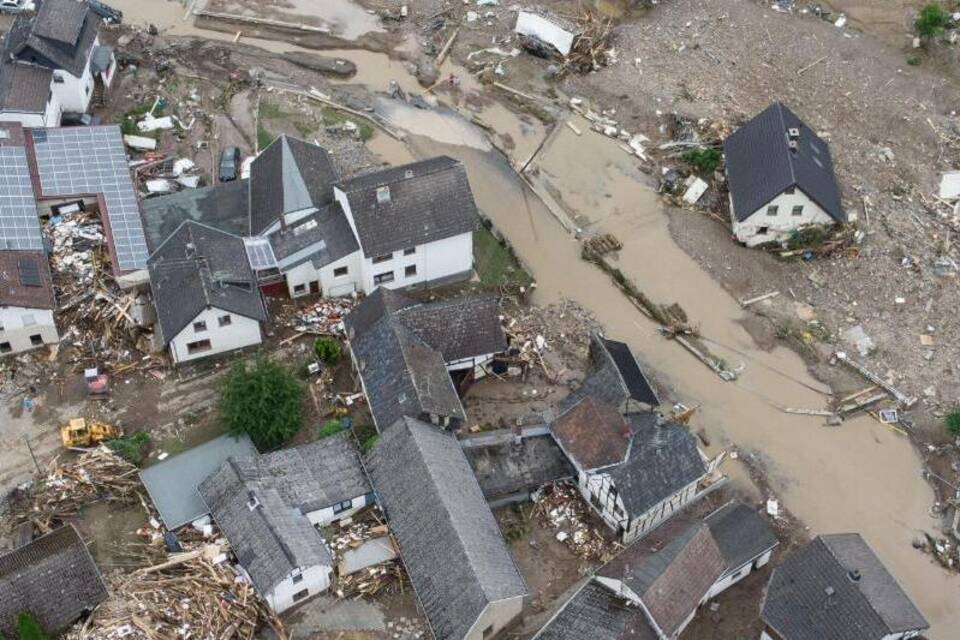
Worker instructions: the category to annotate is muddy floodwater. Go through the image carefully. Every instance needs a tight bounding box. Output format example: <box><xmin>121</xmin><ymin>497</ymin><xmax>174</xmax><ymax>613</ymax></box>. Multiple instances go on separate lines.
<box><xmin>94</xmin><ymin>2</ymin><xmax>960</xmax><ymax>634</ymax></box>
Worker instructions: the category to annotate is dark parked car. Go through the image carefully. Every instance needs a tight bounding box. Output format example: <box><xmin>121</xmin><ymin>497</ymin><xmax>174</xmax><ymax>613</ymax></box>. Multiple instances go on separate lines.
<box><xmin>88</xmin><ymin>0</ymin><xmax>122</xmax><ymax>24</ymax></box>
<box><xmin>219</xmin><ymin>146</ymin><xmax>242</xmax><ymax>183</ymax></box>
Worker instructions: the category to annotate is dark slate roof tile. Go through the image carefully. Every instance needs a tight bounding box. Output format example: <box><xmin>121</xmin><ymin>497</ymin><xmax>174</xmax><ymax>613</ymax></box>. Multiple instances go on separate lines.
<box><xmin>368</xmin><ymin>418</ymin><xmax>527</xmax><ymax>640</ymax></box>
<box><xmin>268</xmin><ymin>202</ymin><xmax>359</xmax><ymax>270</ymax></box>
<box><xmin>461</xmin><ymin>431</ymin><xmax>575</xmax><ymax>500</ymax></box>
<box><xmin>5</xmin><ymin>0</ymin><xmax>100</xmax><ymax>77</ymax></box>
<box><xmin>0</xmin><ymin>250</ymin><xmax>55</xmax><ymax>310</ymax></box>
<box><xmin>533</xmin><ymin>580</ymin><xmax>656</xmax><ymax>640</ymax></box>
<box><xmin>339</xmin><ymin>156</ymin><xmax>478</xmax><ymax>258</ymax></box>
<box><xmin>0</xmin><ymin>63</ymin><xmax>52</xmax><ymax>112</ymax></box>
<box><xmin>723</xmin><ymin>102</ymin><xmax>844</xmax><ymax>222</ymax></box>
<box><xmin>140</xmin><ymin>180</ymin><xmax>250</xmax><ymax>252</ymax></box>
<box><xmin>704</xmin><ymin>500</ymin><xmax>779</xmax><ymax>573</ymax></box>
<box><xmin>551</xmin><ymin>397</ymin><xmax>631</xmax><ymax>471</ymax></box>
<box><xmin>0</xmin><ymin>524</ymin><xmax>108</xmax><ymax>636</ymax></box>
<box><xmin>147</xmin><ymin>221</ymin><xmax>266</xmax><ymax>343</ymax></box>
<box><xmin>560</xmin><ymin>334</ymin><xmax>659</xmax><ymax>413</ymax></box>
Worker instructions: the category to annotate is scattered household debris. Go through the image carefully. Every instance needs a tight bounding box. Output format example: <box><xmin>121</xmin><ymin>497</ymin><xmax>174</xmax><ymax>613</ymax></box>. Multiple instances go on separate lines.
<box><xmin>532</xmin><ymin>482</ymin><xmax>617</xmax><ymax>561</ymax></box>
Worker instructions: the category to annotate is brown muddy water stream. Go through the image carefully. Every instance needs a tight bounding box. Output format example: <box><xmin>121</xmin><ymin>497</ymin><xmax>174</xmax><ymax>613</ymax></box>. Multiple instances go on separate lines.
<box><xmin>103</xmin><ymin>1</ymin><xmax>959</xmax><ymax>634</ymax></box>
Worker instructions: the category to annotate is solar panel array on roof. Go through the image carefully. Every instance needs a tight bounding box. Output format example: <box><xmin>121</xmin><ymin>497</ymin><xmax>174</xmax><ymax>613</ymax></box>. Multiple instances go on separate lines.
<box><xmin>17</xmin><ymin>255</ymin><xmax>41</xmax><ymax>287</ymax></box>
<box><xmin>243</xmin><ymin>237</ymin><xmax>277</xmax><ymax>270</ymax></box>
<box><xmin>0</xmin><ymin>146</ymin><xmax>43</xmax><ymax>251</ymax></box>
<box><xmin>31</xmin><ymin>127</ymin><xmax>149</xmax><ymax>271</ymax></box>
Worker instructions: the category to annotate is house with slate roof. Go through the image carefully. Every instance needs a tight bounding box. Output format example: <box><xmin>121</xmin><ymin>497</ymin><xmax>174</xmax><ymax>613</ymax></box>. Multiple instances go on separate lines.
<box><xmin>367</xmin><ymin>417</ymin><xmax>528</xmax><ymax>640</ymax></box>
<box><xmin>558</xmin><ymin>333</ymin><xmax>660</xmax><ymax>415</ymax></box>
<box><xmin>0</xmin><ymin>524</ymin><xmax>108</xmax><ymax>636</ymax></box>
<box><xmin>0</xmin><ymin>0</ymin><xmax>116</xmax><ymax>127</ymax></box>
<box><xmin>344</xmin><ymin>287</ymin><xmax>507</xmax><ymax>432</ymax></box>
<box><xmin>147</xmin><ymin>220</ymin><xmax>267</xmax><ymax>364</ymax></box>
<box><xmin>760</xmin><ymin>533</ymin><xmax>928</xmax><ymax>640</ymax></box>
<box><xmin>535</xmin><ymin>501</ymin><xmax>777</xmax><ymax>640</ymax></box>
<box><xmin>0</xmin><ymin>250</ymin><xmax>59</xmax><ymax>356</ymax></box>
<box><xmin>723</xmin><ymin>102</ymin><xmax>845</xmax><ymax>247</ymax></box>
<box><xmin>197</xmin><ymin>432</ymin><xmax>371</xmax><ymax>613</ymax></box>
<box><xmin>549</xmin><ymin>396</ymin><xmax>724</xmax><ymax>543</ymax></box>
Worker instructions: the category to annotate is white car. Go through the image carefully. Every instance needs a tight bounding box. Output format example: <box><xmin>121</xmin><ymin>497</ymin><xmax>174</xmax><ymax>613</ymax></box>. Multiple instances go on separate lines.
<box><xmin>0</xmin><ymin>0</ymin><xmax>35</xmax><ymax>14</ymax></box>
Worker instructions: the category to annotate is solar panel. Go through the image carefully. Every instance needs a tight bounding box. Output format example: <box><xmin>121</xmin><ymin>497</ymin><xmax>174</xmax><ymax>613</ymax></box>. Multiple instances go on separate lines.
<box><xmin>17</xmin><ymin>256</ymin><xmax>42</xmax><ymax>287</ymax></box>
<box><xmin>244</xmin><ymin>237</ymin><xmax>277</xmax><ymax>270</ymax></box>
<box><xmin>31</xmin><ymin>127</ymin><xmax>149</xmax><ymax>272</ymax></box>
<box><xmin>0</xmin><ymin>146</ymin><xmax>43</xmax><ymax>251</ymax></box>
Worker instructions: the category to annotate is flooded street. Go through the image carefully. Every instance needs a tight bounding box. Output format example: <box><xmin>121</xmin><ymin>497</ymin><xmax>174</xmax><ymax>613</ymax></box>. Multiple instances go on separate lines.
<box><xmin>91</xmin><ymin>1</ymin><xmax>959</xmax><ymax>634</ymax></box>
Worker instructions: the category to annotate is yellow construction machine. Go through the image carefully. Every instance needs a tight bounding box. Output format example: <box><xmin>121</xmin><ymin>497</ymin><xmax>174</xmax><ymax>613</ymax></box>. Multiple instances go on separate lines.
<box><xmin>60</xmin><ymin>418</ymin><xmax>120</xmax><ymax>448</ymax></box>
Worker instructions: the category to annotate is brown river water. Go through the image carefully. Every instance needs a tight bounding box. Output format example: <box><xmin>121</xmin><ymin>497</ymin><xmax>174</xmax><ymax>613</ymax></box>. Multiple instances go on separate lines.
<box><xmin>107</xmin><ymin>0</ymin><xmax>960</xmax><ymax>634</ymax></box>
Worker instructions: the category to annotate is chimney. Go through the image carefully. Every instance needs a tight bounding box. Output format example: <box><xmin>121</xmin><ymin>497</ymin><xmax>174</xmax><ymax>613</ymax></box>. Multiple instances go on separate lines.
<box><xmin>404</xmin><ymin>169</ymin><xmax>414</xmax><ymax>179</ymax></box>
<box><xmin>376</xmin><ymin>186</ymin><xmax>391</xmax><ymax>203</ymax></box>
<box><xmin>788</xmin><ymin>127</ymin><xmax>800</xmax><ymax>140</ymax></box>
<box><xmin>848</xmin><ymin>569</ymin><xmax>861</xmax><ymax>582</ymax></box>
<box><xmin>185</xmin><ymin>242</ymin><xmax>196</xmax><ymax>258</ymax></box>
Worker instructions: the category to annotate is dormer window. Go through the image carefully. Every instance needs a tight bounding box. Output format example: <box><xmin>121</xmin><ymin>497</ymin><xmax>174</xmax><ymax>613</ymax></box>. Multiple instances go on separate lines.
<box><xmin>53</xmin><ymin>74</ymin><xmax>64</xmax><ymax>84</ymax></box>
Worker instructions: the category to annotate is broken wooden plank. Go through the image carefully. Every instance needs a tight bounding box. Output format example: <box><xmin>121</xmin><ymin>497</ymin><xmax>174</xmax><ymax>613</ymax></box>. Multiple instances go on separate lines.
<box><xmin>834</xmin><ymin>351</ymin><xmax>916</xmax><ymax>407</ymax></box>
<box><xmin>739</xmin><ymin>291</ymin><xmax>779</xmax><ymax>307</ymax></box>
<box><xmin>436</xmin><ymin>26</ymin><xmax>460</xmax><ymax>66</ymax></box>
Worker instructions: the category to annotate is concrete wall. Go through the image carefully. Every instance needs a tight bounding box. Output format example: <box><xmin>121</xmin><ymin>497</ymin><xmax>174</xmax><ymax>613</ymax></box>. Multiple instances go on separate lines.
<box><xmin>284</xmin><ymin>251</ymin><xmax>362</xmax><ymax>299</ymax></box>
<box><xmin>732</xmin><ymin>188</ymin><xmax>835</xmax><ymax>247</ymax></box>
<box><xmin>51</xmin><ymin>36</ymin><xmax>98</xmax><ymax>113</ymax></box>
<box><xmin>265</xmin><ymin>563</ymin><xmax>332</xmax><ymax>614</ymax></box>
<box><xmin>168</xmin><ymin>306</ymin><xmax>262</xmax><ymax>364</ymax></box>
<box><xmin>463</xmin><ymin>596</ymin><xmax>525</xmax><ymax>640</ymax></box>
<box><xmin>0</xmin><ymin>306</ymin><xmax>58</xmax><ymax>356</ymax></box>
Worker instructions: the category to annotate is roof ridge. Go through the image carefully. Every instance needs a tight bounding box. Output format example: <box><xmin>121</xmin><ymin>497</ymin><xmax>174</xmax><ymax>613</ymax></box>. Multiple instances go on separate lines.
<box><xmin>775</xmin><ymin>102</ymin><xmax>798</xmax><ymax>187</ymax></box>
<box><xmin>818</xmin><ymin>534</ymin><xmax>898</xmax><ymax>633</ymax></box>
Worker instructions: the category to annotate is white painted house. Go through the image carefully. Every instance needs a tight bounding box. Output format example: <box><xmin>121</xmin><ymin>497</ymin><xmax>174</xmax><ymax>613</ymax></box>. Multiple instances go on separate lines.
<box><xmin>0</xmin><ymin>0</ymin><xmax>116</xmax><ymax>127</ymax></box>
<box><xmin>723</xmin><ymin>102</ymin><xmax>845</xmax><ymax>247</ymax></box>
<box><xmin>198</xmin><ymin>431</ymin><xmax>372</xmax><ymax>613</ymax></box>
<box><xmin>0</xmin><ymin>251</ymin><xmax>59</xmax><ymax>356</ymax></box>
<box><xmin>148</xmin><ymin>221</ymin><xmax>267</xmax><ymax>364</ymax></box>
<box><xmin>550</xmin><ymin>396</ymin><xmax>725</xmax><ymax>544</ymax></box>
<box><xmin>760</xmin><ymin>533</ymin><xmax>929</xmax><ymax>640</ymax></box>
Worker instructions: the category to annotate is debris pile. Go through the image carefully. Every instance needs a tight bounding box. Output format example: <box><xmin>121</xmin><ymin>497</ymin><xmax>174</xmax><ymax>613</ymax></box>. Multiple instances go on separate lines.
<box><xmin>335</xmin><ymin>562</ymin><xmax>408</xmax><ymax>599</ymax></box>
<box><xmin>566</xmin><ymin>11</ymin><xmax>615</xmax><ymax>73</ymax></box>
<box><xmin>286</xmin><ymin>298</ymin><xmax>356</xmax><ymax>336</ymax></box>
<box><xmin>532</xmin><ymin>482</ymin><xmax>616</xmax><ymax>561</ymax></box>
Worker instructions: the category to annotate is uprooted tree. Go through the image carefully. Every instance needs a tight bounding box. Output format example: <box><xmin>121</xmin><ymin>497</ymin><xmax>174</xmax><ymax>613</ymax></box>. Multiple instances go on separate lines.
<box><xmin>220</xmin><ymin>357</ymin><xmax>303</xmax><ymax>450</ymax></box>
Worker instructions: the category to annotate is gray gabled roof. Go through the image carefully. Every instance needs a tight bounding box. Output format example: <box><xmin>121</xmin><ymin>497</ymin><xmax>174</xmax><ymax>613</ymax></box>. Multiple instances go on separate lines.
<box><xmin>559</xmin><ymin>334</ymin><xmax>659</xmax><ymax>413</ymax></box>
<box><xmin>723</xmin><ymin>102</ymin><xmax>844</xmax><ymax>223</ymax></box>
<box><xmin>249</xmin><ymin>135</ymin><xmax>338</xmax><ymax>235</ymax></box>
<box><xmin>139</xmin><ymin>434</ymin><xmax>257</xmax><ymax>530</ymax></box>
<box><xmin>4</xmin><ymin>0</ymin><xmax>100</xmax><ymax>78</ymax></box>
<box><xmin>761</xmin><ymin>534</ymin><xmax>928</xmax><ymax>640</ymax></box>
<box><xmin>227</xmin><ymin>432</ymin><xmax>371</xmax><ymax>515</ymax></box>
<box><xmin>393</xmin><ymin>295</ymin><xmax>507</xmax><ymax>362</ymax></box>
<box><xmin>0</xmin><ymin>524</ymin><xmax>108</xmax><ymax>636</ymax></box>
<box><xmin>140</xmin><ymin>180</ymin><xmax>251</xmax><ymax>252</ymax></box>
<box><xmin>367</xmin><ymin>417</ymin><xmax>527</xmax><ymax>640</ymax></box>
<box><xmin>611</xmin><ymin>415</ymin><xmax>707</xmax><ymax>517</ymax></box>
<box><xmin>0</xmin><ymin>63</ymin><xmax>52</xmax><ymax>113</ymax></box>
<box><xmin>533</xmin><ymin>580</ymin><xmax>656</xmax><ymax>640</ymax></box>
<box><xmin>268</xmin><ymin>202</ymin><xmax>359</xmax><ymax>271</ymax></box>
<box><xmin>198</xmin><ymin>458</ymin><xmax>333</xmax><ymax>596</ymax></box>
<box><xmin>147</xmin><ymin>220</ymin><xmax>267</xmax><ymax>343</ymax></box>
<box><xmin>705</xmin><ymin>500</ymin><xmax>779</xmax><ymax>574</ymax></box>
<box><xmin>338</xmin><ymin>156</ymin><xmax>478</xmax><ymax>258</ymax></box>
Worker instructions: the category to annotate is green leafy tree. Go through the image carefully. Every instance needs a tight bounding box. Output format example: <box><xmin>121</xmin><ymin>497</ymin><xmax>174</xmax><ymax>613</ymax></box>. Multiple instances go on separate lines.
<box><xmin>946</xmin><ymin>410</ymin><xmax>960</xmax><ymax>438</ymax></box>
<box><xmin>220</xmin><ymin>357</ymin><xmax>303</xmax><ymax>450</ymax></box>
<box><xmin>313</xmin><ymin>337</ymin><xmax>342</xmax><ymax>365</ymax></box>
<box><xmin>915</xmin><ymin>4</ymin><xmax>951</xmax><ymax>40</ymax></box>
<box><xmin>16</xmin><ymin>613</ymin><xmax>48</xmax><ymax>640</ymax></box>
<box><xmin>681</xmin><ymin>147</ymin><xmax>723</xmax><ymax>174</ymax></box>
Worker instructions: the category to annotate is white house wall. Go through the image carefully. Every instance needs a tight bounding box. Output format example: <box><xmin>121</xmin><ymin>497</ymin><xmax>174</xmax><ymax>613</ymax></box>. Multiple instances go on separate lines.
<box><xmin>51</xmin><ymin>36</ymin><xmax>99</xmax><ymax>114</ymax></box>
<box><xmin>624</xmin><ymin>479</ymin><xmax>701</xmax><ymax>544</ymax></box>
<box><xmin>303</xmin><ymin>493</ymin><xmax>371</xmax><ymax>527</ymax></box>
<box><xmin>0</xmin><ymin>306</ymin><xmax>58</xmax><ymax>356</ymax></box>
<box><xmin>732</xmin><ymin>188</ymin><xmax>834</xmax><ymax>247</ymax></box>
<box><xmin>360</xmin><ymin>232</ymin><xmax>473</xmax><ymax>294</ymax></box>
<box><xmin>462</xmin><ymin>596</ymin><xmax>525</xmax><ymax>640</ymax></box>
<box><xmin>283</xmin><ymin>251</ymin><xmax>362</xmax><ymax>298</ymax></box>
<box><xmin>706</xmin><ymin>548</ymin><xmax>775</xmax><ymax>600</ymax></box>
<box><xmin>168</xmin><ymin>306</ymin><xmax>262</xmax><ymax>364</ymax></box>
<box><xmin>265</xmin><ymin>563</ymin><xmax>332</xmax><ymax>614</ymax></box>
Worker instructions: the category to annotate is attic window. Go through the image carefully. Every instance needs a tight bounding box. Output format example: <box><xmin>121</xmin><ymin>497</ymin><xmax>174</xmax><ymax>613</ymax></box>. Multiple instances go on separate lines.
<box><xmin>293</xmin><ymin>219</ymin><xmax>318</xmax><ymax>236</ymax></box>
<box><xmin>376</xmin><ymin>186</ymin><xmax>391</xmax><ymax>203</ymax></box>
<box><xmin>787</xmin><ymin>127</ymin><xmax>800</xmax><ymax>140</ymax></box>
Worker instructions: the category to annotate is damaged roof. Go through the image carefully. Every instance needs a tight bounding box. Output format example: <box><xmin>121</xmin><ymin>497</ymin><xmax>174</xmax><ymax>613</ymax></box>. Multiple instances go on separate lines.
<box><xmin>249</xmin><ymin>135</ymin><xmax>339</xmax><ymax>235</ymax></box>
<box><xmin>147</xmin><ymin>221</ymin><xmax>266</xmax><ymax>343</ymax></box>
<box><xmin>268</xmin><ymin>202</ymin><xmax>359</xmax><ymax>271</ymax></box>
<box><xmin>552</xmin><ymin>396</ymin><xmax>632</xmax><ymax>471</ymax></box>
<box><xmin>0</xmin><ymin>250</ymin><xmax>55</xmax><ymax>310</ymax></box>
<box><xmin>461</xmin><ymin>430</ymin><xmax>575</xmax><ymax>502</ymax></box>
<box><xmin>723</xmin><ymin>102</ymin><xmax>844</xmax><ymax>223</ymax></box>
<box><xmin>762</xmin><ymin>534</ymin><xmax>928</xmax><ymax>640</ymax></box>
<box><xmin>338</xmin><ymin>156</ymin><xmax>478</xmax><ymax>258</ymax></box>
<box><xmin>367</xmin><ymin>417</ymin><xmax>527</xmax><ymax>640</ymax></box>
<box><xmin>4</xmin><ymin>0</ymin><xmax>100</xmax><ymax>78</ymax></box>
<box><xmin>198</xmin><ymin>459</ymin><xmax>333</xmax><ymax>596</ymax></box>
<box><xmin>600</xmin><ymin>521</ymin><xmax>727</xmax><ymax>638</ymax></box>
<box><xmin>0</xmin><ymin>524</ymin><xmax>109</xmax><ymax>636</ymax></box>
<box><xmin>610</xmin><ymin>414</ymin><xmax>707</xmax><ymax>517</ymax></box>
<box><xmin>560</xmin><ymin>334</ymin><xmax>659</xmax><ymax>413</ymax></box>
<box><xmin>140</xmin><ymin>180</ymin><xmax>251</xmax><ymax>252</ymax></box>
<box><xmin>533</xmin><ymin>580</ymin><xmax>656</xmax><ymax>640</ymax></box>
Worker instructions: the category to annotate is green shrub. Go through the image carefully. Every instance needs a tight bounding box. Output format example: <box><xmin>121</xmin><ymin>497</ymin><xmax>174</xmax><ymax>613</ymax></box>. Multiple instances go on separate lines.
<box><xmin>946</xmin><ymin>410</ymin><xmax>960</xmax><ymax>437</ymax></box>
<box><xmin>16</xmin><ymin>613</ymin><xmax>48</xmax><ymax>640</ymax></box>
<box><xmin>313</xmin><ymin>337</ymin><xmax>342</xmax><ymax>365</ymax></box>
<box><xmin>915</xmin><ymin>3</ymin><xmax>951</xmax><ymax>40</ymax></box>
<box><xmin>220</xmin><ymin>357</ymin><xmax>303</xmax><ymax>450</ymax></box>
<box><xmin>907</xmin><ymin>54</ymin><xmax>922</xmax><ymax>66</ymax></box>
<box><xmin>105</xmin><ymin>432</ymin><xmax>151</xmax><ymax>466</ymax></box>
<box><xmin>681</xmin><ymin>147</ymin><xmax>723</xmax><ymax>174</ymax></box>
<box><xmin>317</xmin><ymin>419</ymin><xmax>344</xmax><ymax>439</ymax></box>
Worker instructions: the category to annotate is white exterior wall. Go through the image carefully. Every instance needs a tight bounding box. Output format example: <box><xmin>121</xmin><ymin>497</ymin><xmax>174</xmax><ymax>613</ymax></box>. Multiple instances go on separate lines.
<box><xmin>51</xmin><ymin>36</ymin><xmax>98</xmax><ymax>114</ymax></box>
<box><xmin>168</xmin><ymin>306</ymin><xmax>262</xmax><ymax>364</ymax></box>
<box><xmin>732</xmin><ymin>188</ymin><xmax>834</xmax><ymax>248</ymax></box>
<box><xmin>462</xmin><ymin>596</ymin><xmax>525</xmax><ymax>640</ymax></box>
<box><xmin>446</xmin><ymin>352</ymin><xmax>497</xmax><ymax>373</ymax></box>
<box><xmin>264</xmin><ymin>563</ymin><xmax>332</xmax><ymax>614</ymax></box>
<box><xmin>0</xmin><ymin>306</ymin><xmax>58</xmax><ymax>356</ymax></box>
<box><xmin>283</xmin><ymin>251</ymin><xmax>363</xmax><ymax>299</ymax></box>
<box><xmin>359</xmin><ymin>232</ymin><xmax>473</xmax><ymax>294</ymax></box>
<box><xmin>304</xmin><ymin>493</ymin><xmax>371</xmax><ymax>527</ymax></box>
<box><xmin>0</xmin><ymin>88</ymin><xmax>60</xmax><ymax>127</ymax></box>
<box><xmin>706</xmin><ymin>547</ymin><xmax>775</xmax><ymax>600</ymax></box>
